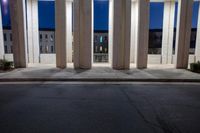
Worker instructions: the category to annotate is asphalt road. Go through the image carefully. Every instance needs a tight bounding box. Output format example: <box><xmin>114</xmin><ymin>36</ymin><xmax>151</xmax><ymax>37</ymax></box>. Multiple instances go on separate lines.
<box><xmin>0</xmin><ymin>82</ymin><xmax>200</xmax><ymax>133</ymax></box>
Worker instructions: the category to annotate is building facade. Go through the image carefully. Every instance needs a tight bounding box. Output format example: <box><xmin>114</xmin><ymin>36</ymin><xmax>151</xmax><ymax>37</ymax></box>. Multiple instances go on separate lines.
<box><xmin>2</xmin><ymin>28</ymin><xmax>197</xmax><ymax>65</ymax></box>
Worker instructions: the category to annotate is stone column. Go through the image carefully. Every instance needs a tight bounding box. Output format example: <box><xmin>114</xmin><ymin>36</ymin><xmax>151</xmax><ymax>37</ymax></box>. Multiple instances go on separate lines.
<box><xmin>162</xmin><ymin>1</ymin><xmax>175</xmax><ymax>64</ymax></box>
<box><xmin>130</xmin><ymin>1</ymin><xmax>138</xmax><ymax>63</ymax></box>
<box><xmin>0</xmin><ymin>4</ymin><xmax>4</xmax><ymax>59</ymax></box>
<box><xmin>175</xmin><ymin>0</ymin><xmax>193</xmax><ymax>69</ymax></box>
<box><xmin>26</xmin><ymin>0</ymin><xmax>40</xmax><ymax>64</ymax></box>
<box><xmin>108</xmin><ymin>0</ymin><xmax>113</xmax><ymax>66</ymax></box>
<box><xmin>195</xmin><ymin>3</ymin><xmax>200</xmax><ymax>62</ymax></box>
<box><xmin>112</xmin><ymin>0</ymin><xmax>131</xmax><ymax>70</ymax></box>
<box><xmin>74</xmin><ymin>0</ymin><xmax>92</xmax><ymax>69</ymax></box>
<box><xmin>9</xmin><ymin>0</ymin><xmax>28</xmax><ymax>68</ymax></box>
<box><xmin>66</xmin><ymin>1</ymin><xmax>73</xmax><ymax>63</ymax></box>
<box><xmin>136</xmin><ymin>0</ymin><xmax>149</xmax><ymax>69</ymax></box>
<box><xmin>55</xmin><ymin>0</ymin><xmax>69</xmax><ymax>68</ymax></box>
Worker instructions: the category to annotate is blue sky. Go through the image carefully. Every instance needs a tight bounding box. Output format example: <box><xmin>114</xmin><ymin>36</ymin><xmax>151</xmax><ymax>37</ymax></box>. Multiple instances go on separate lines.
<box><xmin>0</xmin><ymin>0</ymin><xmax>199</xmax><ymax>30</ymax></box>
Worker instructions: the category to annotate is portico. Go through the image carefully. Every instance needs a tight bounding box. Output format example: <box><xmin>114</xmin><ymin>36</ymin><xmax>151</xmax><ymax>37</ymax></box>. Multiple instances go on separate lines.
<box><xmin>0</xmin><ymin>0</ymin><xmax>199</xmax><ymax>69</ymax></box>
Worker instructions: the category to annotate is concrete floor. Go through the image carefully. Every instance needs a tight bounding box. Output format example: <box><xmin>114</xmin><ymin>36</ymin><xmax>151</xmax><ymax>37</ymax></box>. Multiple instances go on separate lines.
<box><xmin>0</xmin><ymin>83</ymin><xmax>200</xmax><ymax>133</ymax></box>
<box><xmin>0</xmin><ymin>64</ymin><xmax>200</xmax><ymax>81</ymax></box>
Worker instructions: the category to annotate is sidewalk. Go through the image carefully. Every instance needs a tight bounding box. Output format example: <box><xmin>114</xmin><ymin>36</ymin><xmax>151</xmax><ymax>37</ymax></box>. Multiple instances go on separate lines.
<box><xmin>0</xmin><ymin>64</ymin><xmax>200</xmax><ymax>82</ymax></box>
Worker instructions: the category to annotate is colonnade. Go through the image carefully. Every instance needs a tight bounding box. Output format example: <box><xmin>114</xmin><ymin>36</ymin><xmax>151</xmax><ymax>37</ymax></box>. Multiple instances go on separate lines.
<box><xmin>0</xmin><ymin>0</ymin><xmax>199</xmax><ymax>69</ymax></box>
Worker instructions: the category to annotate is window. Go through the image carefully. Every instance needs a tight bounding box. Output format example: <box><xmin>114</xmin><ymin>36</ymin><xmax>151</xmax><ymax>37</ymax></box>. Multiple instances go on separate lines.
<box><xmin>100</xmin><ymin>36</ymin><xmax>103</xmax><ymax>43</ymax></box>
<box><xmin>11</xmin><ymin>46</ymin><xmax>13</xmax><ymax>53</ymax></box>
<box><xmin>10</xmin><ymin>34</ymin><xmax>12</xmax><ymax>41</ymax></box>
<box><xmin>4</xmin><ymin>45</ymin><xmax>8</xmax><ymax>53</ymax></box>
<box><xmin>50</xmin><ymin>34</ymin><xmax>54</xmax><ymax>42</ymax></box>
<box><xmin>45</xmin><ymin>34</ymin><xmax>48</xmax><ymax>42</ymax></box>
<box><xmin>40</xmin><ymin>34</ymin><xmax>43</xmax><ymax>40</ymax></box>
<box><xmin>51</xmin><ymin>46</ymin><xmax>54</xmax><ymax>53</ymax></box>
<box><xmin>4</xmin><ymin>33</ymin><xmax>7</xmax><ymax>41</ymax></box>
<box><xmin>40</xmin><ymin>45</ymin><xmax>43</xmax><ymax>53</ymax></box>
<box><xmin>45</xmin><ymin>45</ymin><xmax>48</xmax><ymax>53</ymax></box>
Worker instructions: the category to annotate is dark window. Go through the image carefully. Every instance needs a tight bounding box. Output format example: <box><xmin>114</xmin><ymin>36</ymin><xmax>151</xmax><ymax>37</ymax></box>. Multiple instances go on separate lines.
<box><xmin>40</xmin><ymin>46</ymin><xmax>43</xmax><ymax>53</ymax></box>
<box><xmin>45</xmin><ymin>34</ymin><xmax>48</xmax><ymax>39</ymax></box>
<box><xmin>40</xmin><ymin>34</ymin><xmax>42</xmax><ymax>40</ymax></box>
<box><xmin>11</xmin><ymin>46</ymin><xmax>13</xmax><ymax>53</ymax></box>
<box><xmin>4</xmin><ymin>45</ymin><xmax>8</xmax><ymax>53</ymax></box>
<box><xmin>4</xmin><ymin>33</ymin><xmax>7</xmax><ymax>41</ymax></box>
<box><xmin>10</xmin><ymin>34</ymin><xmax>12</xmax><ymax>41</ymax></box>
<box><xmin>51</xmin><ymin>46</ymin><xmax>54</xmax><ymax>53</ymax></box>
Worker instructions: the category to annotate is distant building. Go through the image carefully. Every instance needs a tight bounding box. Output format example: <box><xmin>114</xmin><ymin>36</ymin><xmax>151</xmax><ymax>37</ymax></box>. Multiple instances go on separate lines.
<box><xmin>2</xmin><ymin>28</ymin><xmax>196</xmax><ymax>62</ymax></box>
<box><xmin>39</xmin><ymin>29</ymin><xmax>55</xmax><ymax>54</ymax></box>
<box><xmin>148</xmin><ymin>29</ymin><xmax>196</xmax><ymax>55</ymax></box>
<box><xmin>3</xmin><ymin>27</ymin><xmax>56</xmax><ymax>54</ymax></box>
<box><xmin>94</xmin><ymin>30</ymin><xmax>108</xmax><ymax>63</ymax></box>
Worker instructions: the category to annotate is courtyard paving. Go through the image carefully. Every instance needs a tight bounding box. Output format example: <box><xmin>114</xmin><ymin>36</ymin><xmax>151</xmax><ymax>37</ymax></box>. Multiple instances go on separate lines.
<box><xmin>0</xmin><ymin>64</ymin><xmax>200</xmax><ymax>82</ymax></box>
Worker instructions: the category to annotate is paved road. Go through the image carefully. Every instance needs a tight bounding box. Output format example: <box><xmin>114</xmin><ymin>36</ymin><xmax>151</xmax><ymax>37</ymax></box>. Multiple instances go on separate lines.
<box><xmin>0</xmin><ymin>83</ymin><xmax>200</xmax><ymax>133</ymax></box>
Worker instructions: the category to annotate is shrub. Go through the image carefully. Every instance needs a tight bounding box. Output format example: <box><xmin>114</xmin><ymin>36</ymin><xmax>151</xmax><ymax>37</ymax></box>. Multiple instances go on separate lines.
<box><xmin>0</xmin><ymin>59</ymin><xmax>14</xmax><ymax>70</ymax></box>
<box><xmin>190</xmin><ymin>61</ymin><xmax>200</xmax><ymax>73</ymax></box>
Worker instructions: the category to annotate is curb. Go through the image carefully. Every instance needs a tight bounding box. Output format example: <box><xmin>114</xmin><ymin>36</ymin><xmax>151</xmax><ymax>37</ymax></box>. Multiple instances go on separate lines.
<box><xmin>0</xmin><ymin>78</ymin><xmax>200</xmax><ymax>83</ymax></box>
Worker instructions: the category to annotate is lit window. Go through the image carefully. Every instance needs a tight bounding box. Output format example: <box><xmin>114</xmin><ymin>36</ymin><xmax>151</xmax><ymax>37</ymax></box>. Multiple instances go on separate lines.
<box><xmin>50</xmin><ymin>34</ymin><xmax>54</xmax><ymax>42</ymax></box>
<box><xmin>100</xmin><ymin>36</ymin><xmax>103</xmax><ymax>43</ymax></box>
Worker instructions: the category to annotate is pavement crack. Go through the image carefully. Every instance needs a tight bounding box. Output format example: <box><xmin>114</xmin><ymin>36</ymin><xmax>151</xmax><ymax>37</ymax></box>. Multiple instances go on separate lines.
<box><xmin>119</xmin><ymin>88</ymin><xmax>185</xmax><ymax>133</ymax></box>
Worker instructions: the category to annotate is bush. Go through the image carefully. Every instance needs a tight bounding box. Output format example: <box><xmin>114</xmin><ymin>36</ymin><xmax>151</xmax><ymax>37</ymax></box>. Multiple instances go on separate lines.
<box><xmin>190</xmin><ymin>61</ymin><xmax>200</xmax><ymax>73</ymax></box>
<box><xmin>0</xmin><ymin>59</ymin><xmax>14</xmax><ymax>70</ymax></box>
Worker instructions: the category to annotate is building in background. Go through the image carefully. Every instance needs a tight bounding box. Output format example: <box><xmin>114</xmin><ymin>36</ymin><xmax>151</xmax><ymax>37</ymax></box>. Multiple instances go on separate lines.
<box><xmin>94</xmin><ymin>30</ymin><xmax>108</xmax><ymax>63</ymax></box>
<box><xmin>2</xmin><ymin>28</ymin><xmax>197</xmax><ymax>63</ymax></box>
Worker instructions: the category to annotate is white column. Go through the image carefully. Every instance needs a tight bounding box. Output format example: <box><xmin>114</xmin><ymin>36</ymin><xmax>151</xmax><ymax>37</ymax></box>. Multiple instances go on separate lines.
<box><xmin>74</xmin><ymin>0</ymin><xmax>93</xmax><ymax>69</ymax></box>
<box><xmin>66</xmin><ymin>1</ymin><xmax>73</xmax><ymax>63</ymax></box>
<box><xmin>27</xmin><ymin>0</ymin><xmax>40</xmax><ymax>64</ymax></box>
<box><xmin>55</xmin><ymin>0</ymin><xmax>69</xmax><ymax>68</ymax></box>
<box><xmin>175</xmin><ymin>0</ymin><xmax>193</xmax><ymax>69</ymax></box>
<box><xmin>108</xmin><ymin>0</ymin><xmax>113</xmax><ymax>66</ymax></box>
<box><xmin>195</xmin><ymin>3</ymin><xmax>200</xmax><ymax>62</ymax></box>
<box><xmin>9</xmin><ymin>0</ymin><xmax>28</xmax><ymax>68</ymax></box>
<box><xmin>162</xmin><ymin>1</ymin><xmax>175</xmax><ymax>64</ymax></box>
<box><xmin>136</xmin><ymin>0</ymin><xmax>149</xmax><ymax>69</ymax></box>
<box><xmin>0</xmin><ymin>4</ymin><xmax>4</xmax><ymax>59</ymax></box>
<box><xmin>112</xmin><ymin>0</ymin><xmax>131</xmax><ymax>70</ymax></box>
<box><xmin>130</xmin><ymin>1</ymin><xmax>138</xmax><ymax>63</ymax></box>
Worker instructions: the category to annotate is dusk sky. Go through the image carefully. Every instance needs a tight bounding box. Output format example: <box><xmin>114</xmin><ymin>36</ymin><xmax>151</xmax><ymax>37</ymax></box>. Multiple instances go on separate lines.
<box><xmin>0</xmin><ymin>0</ymin><xmax>199</xmax><ymax>30</ymax></box>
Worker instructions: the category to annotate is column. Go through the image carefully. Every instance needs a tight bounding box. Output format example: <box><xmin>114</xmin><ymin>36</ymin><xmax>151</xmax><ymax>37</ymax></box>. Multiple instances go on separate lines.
<box><xmin>66</xmin><ymin>1</ymin><xmax>73</xmax><ymax>63</ymax></box>
<box><xmin>74</xmin><ymin>0</ymin><xmax>93</xmax><ymax>69</ymax></box>
<box><xmin>0</xmin><ymin>4</ymin><xmax>4</xmax><ymax>59</ymax></box>
<box><xmin>9</xmin><ymin>0</ymin><xmax>28</xmax><ymax>68</ymax></box>
<box><xmin>175</xmin><ymin>0</ymin><xmax>193</xmax><ymax>69</ymax></box>
<box><xmin>195</xmin><ymin>3</ymin><xmax>200</xmax><ymax>62</ymax></box>
<box><xmin>55</xmin><ymin>0</ymin><xmax>68</xmax><ymax>68</ymax></box>
<box><xmin>130</xmin><ymin>1</ymin><xmax>138</xmax><ymax>63</ymax></box>
<box><xmin>108</xmin><ymin>0</ymin><xmax>113</xmax><ymax>65</ymax></box>
<box><xmin>27</xmin><ymin>0</ymin><xmax>40</xmax><ymax>64</ymax></box>
<box><xmin>162</xmin><ymin>1</ymin><xmax>175</xmax><ymax>64</ymax></box>
<box><xmin>112</xmin><ymin>0</ymin><xmax>131</xmax><ymax>70</ymax></box>
<box><xmin>136</xmin><ymin>0</ymin><xmax>149</xmax><ymax>69</ymax></box>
